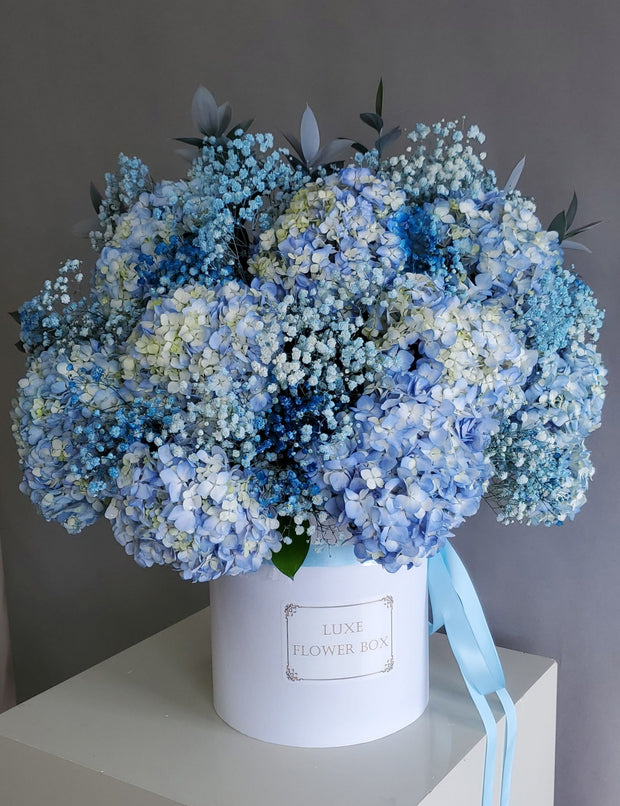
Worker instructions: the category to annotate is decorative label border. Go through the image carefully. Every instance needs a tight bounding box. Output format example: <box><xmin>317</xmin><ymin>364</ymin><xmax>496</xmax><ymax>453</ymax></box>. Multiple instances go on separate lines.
<box><xmin>284</xmin><ymin>596</ymin><xmax>394</xmax><ymax>682</ymax></box>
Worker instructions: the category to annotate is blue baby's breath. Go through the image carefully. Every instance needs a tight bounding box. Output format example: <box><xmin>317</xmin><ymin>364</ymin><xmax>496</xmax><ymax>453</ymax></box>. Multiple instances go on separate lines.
<box><xmin>11</xmin><ymin>89</ymin><xmax>606</xmax><ymax>579</ymax></box>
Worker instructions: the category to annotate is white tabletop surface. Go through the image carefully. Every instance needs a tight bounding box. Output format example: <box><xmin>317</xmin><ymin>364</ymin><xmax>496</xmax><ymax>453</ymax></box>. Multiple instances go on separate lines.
<box><xmin>0</xmin><ymin>608</ymin><xmax>556</xmax><ymax>806</ymax></box>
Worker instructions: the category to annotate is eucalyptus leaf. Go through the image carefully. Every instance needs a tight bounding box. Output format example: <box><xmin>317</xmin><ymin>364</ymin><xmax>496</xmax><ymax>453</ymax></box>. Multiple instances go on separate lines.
<box><xmin>503</xmin><ymin>156</ymin><xmax>526</xmax><ymax>194</ymax></box>
<box><xmin>314</xmin><ymin>138</ymin><xmax>354</xmax><ymax>167</ymax></box>
<box><xmin>376</xmin><ymin>126</ymin><xmax>401</xmax><ymax>154</ymax></box>
<box><xmin>548</xmin><ymin>210</ymin><xmax>567</xmax><ymax>241</ymax></box>
<box><xmin>89</xmin><ymin>182</ymin><xmax>103</xmax><ymax>214</ymax></box>
<box><xmin>565</xmin><ymin>220</ymin><xmax>602</xmax><ymax>238</ymax></box>
<box><xmin>561</xmin><ymin>239</ymin><xmax>592</xmax><ymax>253</ymax></box>
<box><xmin>566</xmin><ymin>192</ymin><xmax>578</xmax><ymax>230</ymax></box>
<box><xmin>282</xmin><ymin>131</ymin><xmax>304</xmax><ymax>162</ymax></box>
<box><xmin>217</xmin><ymin>102</ymin><xmax>232</xmax><ymax>137</ymax></box>
<box><xmin>191</xmin><ymin>86</ymin><xmax>219</xmax><ymax>136</ymax></box>
<box><xmin>300</xmin><ymin>105</ymin><xmax>321</xmax><ymax>163</ymax></box>
<box><xmin>174</xmin><ymin>137</ymin><xmax>205</xmax><ymax>148</ymax></box>
<box><xmin>175</xmin><ymin>148</ymin><xmax>197</xmax><ymax>163</ymax></box>
<box><xmin>271</xmin><ymin>518</ymin><xmax>311</xmax><ymax>579</ymax></box>
<box><xmin>360</xmin><ymin>112</ymin><xmax>383</xmax><ymax>133</ymax></box>
<box><xmin>375</xmin><ymin>78</ymin><xmax>384</xmax><ymax>117</ymax></box>
<box><xmin>227</xmin><ymin>118</ymin><xmax>254</xmax><ymax>138</ymax></box>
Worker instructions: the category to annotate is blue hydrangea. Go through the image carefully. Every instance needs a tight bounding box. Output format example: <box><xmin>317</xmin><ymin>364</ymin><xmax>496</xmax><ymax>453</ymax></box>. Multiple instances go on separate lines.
<box><xmin>11</xmin><ymin>100</ymin><xmax>606</xmax><ymax>580</ymax></box>
<box><xmin>11</xmin><ymin>341</ymin><xmax>128</xmax><ymax>532</ymax></box>
<box><xmin>318</xmin><ymin>378</ymin><xmax>498</xmax><ymax>571</ymax></box>
<box><xmin>249</xmin><ymin>165</ymin><xmax>407</xmax><ymax>294</ymax></box>
<box><xmin>488</xmin><ymin>339</ymin><xmax>606</xmax><ymax>525</ymax></box>
<box><xmin>105</xmin><ymin>443</ymin><xmax>281</xmax><ymax>581</ymax></box>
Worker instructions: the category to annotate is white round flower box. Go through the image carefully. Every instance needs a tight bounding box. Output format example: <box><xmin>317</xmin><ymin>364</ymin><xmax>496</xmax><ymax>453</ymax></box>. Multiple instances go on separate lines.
<box><xmin>209</xmin><ymin>548</ymin><xmax>428</xmax><ymax>747</ymax></box>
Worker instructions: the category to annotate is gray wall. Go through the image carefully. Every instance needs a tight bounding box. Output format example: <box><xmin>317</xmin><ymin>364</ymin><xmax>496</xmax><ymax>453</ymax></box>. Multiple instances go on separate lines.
<box><xmin>1</xmin><ymin>1</ymin><xmax>618</xmax><ymax>804</ymax></box>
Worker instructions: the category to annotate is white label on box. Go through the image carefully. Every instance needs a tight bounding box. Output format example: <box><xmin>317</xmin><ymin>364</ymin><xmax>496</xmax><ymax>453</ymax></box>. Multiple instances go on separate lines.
<box><xmin>283</xmin><ymin>597</ymin><xmax>394</xmax><ymax>682</ymax></box>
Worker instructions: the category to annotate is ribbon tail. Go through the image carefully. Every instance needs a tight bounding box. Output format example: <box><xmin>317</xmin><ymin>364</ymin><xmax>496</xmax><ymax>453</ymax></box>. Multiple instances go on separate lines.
<box><xmin>498</xmin><ymin>687</ymin><xmax>517</xmax><ymax>805</ymax></box>
<box><xmin>466</xmin><ymin>682</ymin><xmax>498</xmax><ymax>806</ymax></box>
<box><xmin>428</xmin><ymin>542</ymin><xmax>517</xmax><ymax>806</ymax></box>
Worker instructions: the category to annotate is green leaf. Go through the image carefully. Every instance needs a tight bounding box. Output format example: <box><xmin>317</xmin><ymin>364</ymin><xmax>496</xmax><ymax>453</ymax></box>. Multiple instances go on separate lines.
<box><xmin>271</xmin><ymin>517</ymin><xmax>311</xmax><ymax>579</ymax></box>
<box><xmin>376</xmin><ymin>126</ymin><xmax>401</xmax><ymax>156</ymax></box>
<box><xmin>191</xmin><ymin>86</ymin><xmax>219</xmax><ymax>136</ymax></box>
<box><xmin>314</xmin><ymin>138</ymin><xmax>354</xmax><ymax>167</ymax></box>
<box><xmin>15</xmin><ymin>340</ymin><xmax>25</xmax><ymax>353</ymax></box>
<box><xmin>561</xmin><ymin>239</ymin><xmax>592</xmax><ymax>253</ymax></box>
<box><xmin>351</xmin><ymin>142</ymin><xmax>369</xmax><ymax>154</ymax></box>
<box><xmin>301</xmin><ymin>105</ymin><xmax>321</xmax><ymax>163</ymax></box>
<box><xmin>227</xmin><ymin>118</ymin><xmax>254</xmax><ymax>138</ymax></box>
<box><xmin>503</xmin><ymin>156</ymin><xmax>526</xmax><ymax>193</ymax></box>
<box><xmin>548</xmin><ymin>210</ymin><xmax>567</xmax><ymax>241</ymax></box>
<box><xmin>566</xmin><ymin>192</ymin><xmax>578</xmax><ymax>230</ymax></box>
<box><xmin>282</xmin><ymin>131</ymin><xmax>304</xmax><ymax>162</ymax></box>
<box><xmin>375</xmin><ymin>78</ymin><xmax>384</xmax><ymax>117</ymax></box>
<box><xmin>216</xmin><ymin>102</ymin><xmax>232</xmax><ymax>137</ymax></box>
<box><xmin>174</xmin><ymin>137</ymin><xmax>205</xmax><ymax>148</ymax></box>
<box><xmin>89</xmin><ymin>182</ymin><xmax>103</xmax><ymax>214</ymax></box>
<box><xmin>360</xmin><ymin>112</ymin><xmax>383</xmax><ymax>133</ymax></box>
<box><xmin>565</xmin><ymin>220</ymin><xmax>602</xmax><ymax>238</ymax></box>
<box><xmin>9</xmin><ymin>310</ymin><xmax>21</xmax><ymax>324</ymax></box>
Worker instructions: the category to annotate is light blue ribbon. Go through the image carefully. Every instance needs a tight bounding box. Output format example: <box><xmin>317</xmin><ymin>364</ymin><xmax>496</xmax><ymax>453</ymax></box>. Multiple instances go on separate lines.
<box><xmin>301</xmin><ymin>539</ymin><xmax>516</xmax><ymax>805</ymax></box>
<box><xmin>428</xmin><ymin>541</ymin><xmax>517</xmax><ymax>806</ymax></box>
<box><xmin>302</xmin><ymin>543</ymin><xmax>359</xmax><ymax>567</ymax></box>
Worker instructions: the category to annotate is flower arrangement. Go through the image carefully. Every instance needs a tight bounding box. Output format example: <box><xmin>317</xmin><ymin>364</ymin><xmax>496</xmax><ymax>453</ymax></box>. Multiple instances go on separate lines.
<box><xmin>12</xmin><ymin>83</ymin><xmax>606</xmax><ymax>582</ymax></box>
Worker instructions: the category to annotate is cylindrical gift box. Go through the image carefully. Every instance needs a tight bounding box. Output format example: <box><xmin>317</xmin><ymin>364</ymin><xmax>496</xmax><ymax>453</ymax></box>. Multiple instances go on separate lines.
<box><xmin>209</xmin><ymin>549</ymin><xmax>428</xmax><ymax>747</ymax></box>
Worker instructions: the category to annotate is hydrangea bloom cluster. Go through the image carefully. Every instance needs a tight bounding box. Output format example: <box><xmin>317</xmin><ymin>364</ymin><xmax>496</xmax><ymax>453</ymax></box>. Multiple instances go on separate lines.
<box><xmin>12</xmin><ymin>88</ymin><xmax>606</xmax><ymax>580</ymax></box>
